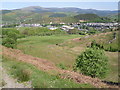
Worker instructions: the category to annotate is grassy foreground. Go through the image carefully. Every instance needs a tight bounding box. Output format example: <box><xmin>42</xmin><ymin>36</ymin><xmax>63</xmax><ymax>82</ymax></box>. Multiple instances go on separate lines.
<box><xmin>2</xmin><ymin>56</ymin><xmax>93</xmax><ymax>88</ymax></box>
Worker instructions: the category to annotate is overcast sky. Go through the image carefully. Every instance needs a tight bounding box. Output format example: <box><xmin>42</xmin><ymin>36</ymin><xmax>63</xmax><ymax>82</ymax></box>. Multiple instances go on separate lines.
<box><xmin>1</xmin><ymin>0</ymin><xmax>119</xmax><ymax>10</ymax></box>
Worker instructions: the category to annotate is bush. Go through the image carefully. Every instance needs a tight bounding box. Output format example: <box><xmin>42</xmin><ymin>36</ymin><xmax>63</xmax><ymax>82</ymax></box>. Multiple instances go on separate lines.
<box><xmin>74</xmin><ymin>47</ymin><xmax>108</xmax><ymax>78</ymax></box>
<box><xmin>2</xmin><ymin>38</ymin><xmax>17</xmax><ymax>48</ymax></box>
<box><xmin>2</xmin><ymin>31</ymin><xmax>17</xmax><ymax>48</ymax></box>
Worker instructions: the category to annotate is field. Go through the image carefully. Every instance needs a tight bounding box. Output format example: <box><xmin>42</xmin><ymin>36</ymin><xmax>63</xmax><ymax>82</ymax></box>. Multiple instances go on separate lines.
<box><xmin>17</xmin><ymin>35</ymin><xmax>85</xmax><ymax>69</ymax></box>
<box><xmin>17</xmin><ymin>32</ymin><xmax>118</xmax><ymax>82</ymax></box>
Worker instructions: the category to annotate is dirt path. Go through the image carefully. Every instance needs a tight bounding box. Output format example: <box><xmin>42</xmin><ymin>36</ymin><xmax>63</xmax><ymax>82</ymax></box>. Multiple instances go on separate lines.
<box><xmin>1</xmin><ymin>46</ymin><xmax>118</xmax><ymax>88</ymax></box>
<box><xmin>0</xmin><ymin>63</ymin><xmax>31</xmax><ymax>88</ymax></box>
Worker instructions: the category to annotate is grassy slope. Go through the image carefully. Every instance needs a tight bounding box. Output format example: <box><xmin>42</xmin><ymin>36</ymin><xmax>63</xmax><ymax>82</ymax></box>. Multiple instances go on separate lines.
<box><xmin>59</xmin><ymin>32</ymin><xmax>118</xmax><ymax>82</ymax></box>
<box><xmin>17</xmin><ymin>32</ymin><xmax>118</xmax><ymax>82</ymax></box>
<box><xmin>17</xmin><ymin>35</ymin><xmax>84</xmax><ymax>69</ymax></box>
<box><xmin>104</xmin><ymin>52</ymin><xmax>118</xmax><ymax>82</ymax></box>
<box><xmin>2</xmin><ymin>56</ymin><xmax>93</xmax><ymax>88</ymax></box>
<box><xmin>2</xmin><ymin>11</ymin><xmax>78</xmax><ymax>24</ymax></box>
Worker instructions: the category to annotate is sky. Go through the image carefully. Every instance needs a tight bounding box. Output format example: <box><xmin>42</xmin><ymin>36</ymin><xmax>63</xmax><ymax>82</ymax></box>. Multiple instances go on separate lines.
<box><xmin>1</xmin><ymin>0</ymin><xmax>119</xmax><ymax>2</ymax></box>
<box><xmin>1</xmin><ymin>1</ymin><xmax>119</xmax><ymax>10</ymax></box>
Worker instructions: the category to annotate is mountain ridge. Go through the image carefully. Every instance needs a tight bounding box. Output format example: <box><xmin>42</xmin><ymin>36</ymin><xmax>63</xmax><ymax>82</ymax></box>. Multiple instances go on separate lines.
<box><xmin>1</xmin><ymin>6</ymin><xmax>118</xmax><ymax>16</ymax></box>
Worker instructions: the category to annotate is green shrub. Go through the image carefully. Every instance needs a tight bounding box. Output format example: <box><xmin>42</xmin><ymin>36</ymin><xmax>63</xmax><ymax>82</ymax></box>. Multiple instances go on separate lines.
<box><xmin>2</xmin><ymin>28</ymin><xmax>23</xmax><ymax>48</ymax></box>
<box><xmin>74</xmin><ymin>47</ymin><xmax>108</xmax><ymax>78</ymax></box>
<box><xmin>2</xmin><ymin>38</ymin><xmax>17</xmax><ymax>48</ymax></box>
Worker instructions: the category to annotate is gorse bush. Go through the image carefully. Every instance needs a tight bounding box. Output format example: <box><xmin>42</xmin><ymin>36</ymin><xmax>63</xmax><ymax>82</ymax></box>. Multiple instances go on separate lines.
<box><xmin>74</xmin><ymin>47</ymin><xmax>108</xmax><ymax>78</ymax></box>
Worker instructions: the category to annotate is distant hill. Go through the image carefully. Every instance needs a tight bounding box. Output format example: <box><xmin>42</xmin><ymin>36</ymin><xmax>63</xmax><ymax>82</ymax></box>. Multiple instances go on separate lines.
<box><xmin>1</xmin><ymin>6</ymin><xmax>118</xmax><ymax>24</ymax></box>
<box><xmin>49</xmin><ymin>13</ymin><xmax>67</xmax><ymax>17</ymax></box>
<box><xmin>74</xmin><ymin>14</ymin><xmax>112</xmax><ymax>22</ymax></box>
<box><xmin>0</xmin><ymin>10</ymin><xmax>12</xmax><ymax>14</ymax></box>
<box><xmin>74</xmin><ymin>14</ymin><xmax>100</xmax><ymax>20</ymax></box>
<box><xmin>108</xmin><ymin>14</ymin><xmax>119</xmax><ymax>22</ymax></box>
<box><xmin>16</xmin><ymin>6</ymin><xmax>118</xmax><ymax>16</ymax></box>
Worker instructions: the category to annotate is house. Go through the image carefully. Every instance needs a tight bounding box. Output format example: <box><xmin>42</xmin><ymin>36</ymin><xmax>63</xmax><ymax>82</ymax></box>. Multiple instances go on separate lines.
<box><xmin>48</xmin><ymin>27</ymin><xmax>58</xmax><ymax>30</ymax></box>
<box><xmin>79</xmin><ymin>20</ymin><xmax>87</xmax><ymax>22</ymax></box>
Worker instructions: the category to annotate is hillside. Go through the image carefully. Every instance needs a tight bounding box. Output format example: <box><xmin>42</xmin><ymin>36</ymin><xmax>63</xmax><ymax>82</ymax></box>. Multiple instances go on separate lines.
<box><xmin>1</xmin><ymin>26</ymin><xmax>119</xmax><ymax>88</ymax></box>
<box><xmin>74</xmin><ymin>13</ymin><xmax>100</xmax><ymax>20</ymax></box>
<box><xmin>49</xmin><ymin>13</ymin><xmax>67</xmax><ymax>17</ymax></box>
<box><xmin>1</xmin><ymin>6</ymin><xmax>118</xmax><ymax>24</ymax></box>
<box><xmin>74</xmin><ymin>14</ymin><xmax>113</xmax><ymax>22</ymax></box>
<box><xmin>2</xmin><ymin>46</ymin><xmax>118</xmax><ymax>88</ymax></box>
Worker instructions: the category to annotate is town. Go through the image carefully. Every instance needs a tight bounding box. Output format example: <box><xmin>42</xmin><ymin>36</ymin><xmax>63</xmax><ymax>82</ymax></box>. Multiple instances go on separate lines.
<box><xmin>1</xmin><ymin>22</ymin><xmax>118</xmax><ymax>32</ymax></box>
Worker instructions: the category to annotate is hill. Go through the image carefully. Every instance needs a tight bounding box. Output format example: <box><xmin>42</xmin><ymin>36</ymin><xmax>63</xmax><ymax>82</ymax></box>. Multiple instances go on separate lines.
<box><xmin>15</xmin><ymin>6</ymin><xmax>118</xmax><ymax>16</ymax></box>
<box><xmin>74</xmin><ymin>14</ymin><xmax>112</xmax><ymax>22</ymax></box>
<box><xmin>74</xmin><ymin>14</ymin><xmax>100</xmax><ymax>20</ymax></box>
<box><xmin>49</xmin><ymin>13</ymin><xmax>67</xmax><ymax>17</ymax></box>
<box><xmin>1</xmin><ymin>6</ymin><xmax>118</xmax><ymax>24</ymax></box>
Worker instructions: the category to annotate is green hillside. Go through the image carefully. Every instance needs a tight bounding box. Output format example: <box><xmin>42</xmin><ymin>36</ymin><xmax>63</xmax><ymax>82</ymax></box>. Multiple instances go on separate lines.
<box><xmin>74</xmin><ymin>14</ymin><xmax>100</xmax><ymax>20</ymax></box>
<box><xmin>49</xmin><ymin>13</ymin><xmax>67</xmax><ymax>17</ymax></box>
<box><xmin>1</xmin><ymin>6</ymin><xmax>118</xmax><ymax>24</ymax></box>
<box><xmin>74</xmin><ymin>14</ymin><xmax>112</xmax><ymax>22</ymax></box>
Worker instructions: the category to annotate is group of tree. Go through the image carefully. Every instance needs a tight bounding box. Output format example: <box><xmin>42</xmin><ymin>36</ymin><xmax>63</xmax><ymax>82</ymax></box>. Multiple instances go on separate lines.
<box><xmin>2</xmin><ymin>28</ymin><xmax>25</xmax><ymax>48</ymax></box>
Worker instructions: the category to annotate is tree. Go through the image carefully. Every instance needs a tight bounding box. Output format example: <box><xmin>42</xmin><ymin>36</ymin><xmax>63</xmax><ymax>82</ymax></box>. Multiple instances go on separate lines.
<box><xmin>74</xmin><ymin>47</ymin><xmax>108</xmax><ymax>78</ymax></box>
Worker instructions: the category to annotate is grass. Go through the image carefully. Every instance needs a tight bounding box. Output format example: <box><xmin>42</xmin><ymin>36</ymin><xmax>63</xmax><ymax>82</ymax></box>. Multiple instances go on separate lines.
<box><xmin>104</xmin><ymin>52</ymin><xmax>118</xmax><ymax>82</ymax></box>
<box><xmin>57</xmin><ymin>63</ymin><xmax>67</xmax><ymax>70</ymax></box>
<box><xmin>17</xmin><ymin>34</ymin><xmax>85</xmax><ymax>69</ymax></box>
<box><xmin>17</xmin><ymin>32</ymin><xmax>118</xmax><ymax>82</ymax></box>
<box><xmin>2</xmin><ymin>56</ymin><xmax>94</xmax><ymax>88</ymax></box>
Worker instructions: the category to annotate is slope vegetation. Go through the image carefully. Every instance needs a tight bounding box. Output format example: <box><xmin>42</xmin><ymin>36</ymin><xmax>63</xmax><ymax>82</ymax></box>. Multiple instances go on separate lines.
<box><xmin>2</xmin><ymin>46</ymin><xmax>118</xmax><ymax>88</ymax></box>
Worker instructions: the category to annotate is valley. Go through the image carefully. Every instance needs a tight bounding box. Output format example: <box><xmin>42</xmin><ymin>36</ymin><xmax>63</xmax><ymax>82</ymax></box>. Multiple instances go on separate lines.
<box><xmin>1</xmin><ymin>4</ymin><xmax>119</xmax><ymax>89</ymax></box>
